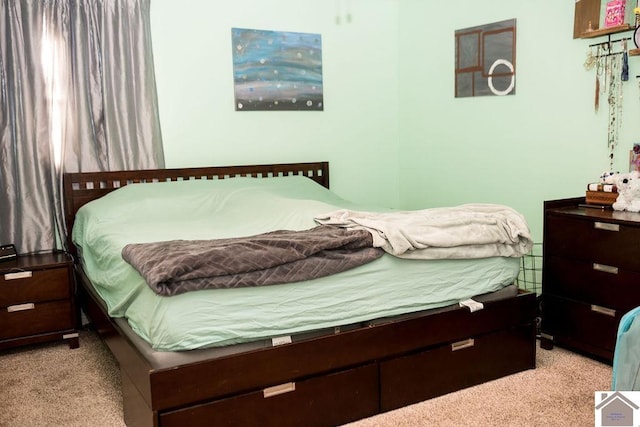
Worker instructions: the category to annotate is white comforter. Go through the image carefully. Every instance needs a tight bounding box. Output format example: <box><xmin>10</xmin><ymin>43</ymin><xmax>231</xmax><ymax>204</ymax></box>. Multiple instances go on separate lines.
<box><xmin>314</xmin><ymin>204</ymin><xmax>533</xmax><ymax>259</ymax></box>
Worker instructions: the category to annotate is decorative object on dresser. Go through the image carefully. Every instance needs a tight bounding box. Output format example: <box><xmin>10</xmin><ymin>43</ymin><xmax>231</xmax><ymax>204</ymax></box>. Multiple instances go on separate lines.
<box><xmin>611</xmin><ymin>171</ymin><xmax>640</xmax><ymax>211</ymax></box>
<box><xmin>0</xmin><ymin>251</ymin><xmax>78</xmax><ymax>350</ymax></box>
<box><xmin>585</xmin><ymin>171</ymin><xmax>619</xmax><ymax>206</ymax></box>
<box><xmin>540</xmin><ymin>197</ymin><xmax>640</xmax><ymax>363</ymax></box>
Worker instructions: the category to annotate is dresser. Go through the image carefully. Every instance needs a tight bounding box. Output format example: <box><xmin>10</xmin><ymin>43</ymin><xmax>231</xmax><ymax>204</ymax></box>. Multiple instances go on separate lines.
<box><xmin>0</xmin><ymin>251</ymin><xmax>78</xmax><ymax>350</ymax></box>
<box><xmin>541</xmin><ymin>197</ymin><xmax>640</xmax><ymax>363</ymax></box>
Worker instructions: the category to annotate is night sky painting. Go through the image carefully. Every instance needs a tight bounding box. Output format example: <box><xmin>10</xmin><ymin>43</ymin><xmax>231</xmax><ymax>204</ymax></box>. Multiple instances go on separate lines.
<box><xmin>232</xmin><ymin>28</ymin><xmax>324</xmax><ymax>111</ymax></box>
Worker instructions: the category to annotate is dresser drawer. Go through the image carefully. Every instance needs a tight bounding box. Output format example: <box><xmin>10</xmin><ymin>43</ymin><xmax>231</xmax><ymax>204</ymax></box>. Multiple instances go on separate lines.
<box><xmin>545</xmin><ymin>255</ymin><xmax>640</xmax><ymax>313</ymax></box>
<box><xmin>542</xmin><ymin>295</ymin><xmax>618</xmax><ymax>355</ymax></box>
<box><xmin>379</xmin><ymin>325</ymin><xmax>534</xmax><ymax>412</ymax></box>
<box><xmin>545</xmin><ymin>215</ymin><xmax>640</xmax><ymax>271</ymax></box>
<box><xmin>0</xmin><ymin>267</ymin><xmax>70</xmax><ymax>307</ymax></box>
<box><xmin>0</xmin><ymin>300</ymin><xmax>74</xmax><ymax>340</ymax></box>
<box><xmin>159</xmin><ymin>363</ymin><xmax>379</xmax><ymax>427</ymax></box>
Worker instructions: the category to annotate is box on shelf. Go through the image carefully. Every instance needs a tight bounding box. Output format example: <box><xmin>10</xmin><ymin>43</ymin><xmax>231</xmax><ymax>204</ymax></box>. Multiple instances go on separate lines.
<box><xmin>604</xmin><ymin>0</ymin><xmax>626</xmax><ymax>27</ymax></box>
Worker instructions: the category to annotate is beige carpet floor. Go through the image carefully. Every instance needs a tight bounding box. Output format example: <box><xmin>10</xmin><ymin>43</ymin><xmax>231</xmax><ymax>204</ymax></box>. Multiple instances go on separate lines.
<box><xmin>0</xmin><ymin>329</ymin><xmax>612</xmax><ymax>427</ymax></box>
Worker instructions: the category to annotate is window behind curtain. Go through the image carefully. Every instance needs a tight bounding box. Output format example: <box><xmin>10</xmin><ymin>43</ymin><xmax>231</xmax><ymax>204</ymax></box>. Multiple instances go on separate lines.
<box><xmin>0</xmin><ymin>0</ymin><xmax>164</xmax><ymax>253</ymax></box>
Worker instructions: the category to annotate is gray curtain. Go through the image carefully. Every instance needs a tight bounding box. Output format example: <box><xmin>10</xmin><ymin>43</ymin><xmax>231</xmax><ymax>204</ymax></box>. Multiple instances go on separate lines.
<box><xmin>0</xmin><ymin>0</ymin><xmax>165</xmax><ymax>254</ymax></box>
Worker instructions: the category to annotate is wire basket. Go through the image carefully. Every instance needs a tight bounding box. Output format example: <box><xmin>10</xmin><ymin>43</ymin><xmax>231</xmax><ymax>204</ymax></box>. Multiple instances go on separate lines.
<box><xmin>516</xmin><ymin>243</ymin><xmax>542</xmax><ymax>295</ymax></box>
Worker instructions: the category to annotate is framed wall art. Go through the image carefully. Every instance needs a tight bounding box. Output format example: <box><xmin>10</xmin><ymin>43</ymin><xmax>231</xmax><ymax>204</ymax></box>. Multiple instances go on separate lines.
<box><xmin>455</xmin><ymin>19</ymin><xmax>517</xmax><ymax>98</ymax></box>
<box><xmin>231</xmin><ymin>27</ymin><xmax>324</xmax><ymax>111</ymax></box>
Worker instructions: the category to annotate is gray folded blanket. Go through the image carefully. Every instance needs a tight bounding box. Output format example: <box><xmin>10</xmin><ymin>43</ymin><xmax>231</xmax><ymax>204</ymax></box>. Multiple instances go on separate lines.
<box><xmin>122</xmin><ymin>225</ymin><xmax>384</xmax><ymax>296</ymax></box>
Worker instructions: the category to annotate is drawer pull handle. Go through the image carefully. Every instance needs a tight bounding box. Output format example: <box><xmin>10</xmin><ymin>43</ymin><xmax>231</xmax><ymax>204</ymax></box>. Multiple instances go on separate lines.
<box><xmin>7</xmin><ymin>303</ymin><xmax>35</xmax><ymax>312</ymax></box>
<box><xmin>594</xmin><ymin>222</ymin><xmax>619</xmax><ymax>232</ymax></box>
<box><xmin>271</xmin><ymin>335</ymin><xmax>292</xmax><ymax>346</ymax></box>
<box><xmin>451</xmin><ymin>338</ymin><xmax>475</xmax><ymax>352</ymax></box>
<box><xmin>592</xmin><ymin>263</ymin><xmax>619</xmax><ymax>274</ymax></box>
<box><xmin>591</xmin><ymin>305</ymin><xmax>616</xmax><ymax>317</ymax></box>
<box><xmin>4</xmin><ymin>271</ymin><xmax>33</xmax><ymax>281</ymax></box>
<box><xmin>263</xmin><ymin>382</ymin><xmax>296</xmax><ymax>398</ymax></box>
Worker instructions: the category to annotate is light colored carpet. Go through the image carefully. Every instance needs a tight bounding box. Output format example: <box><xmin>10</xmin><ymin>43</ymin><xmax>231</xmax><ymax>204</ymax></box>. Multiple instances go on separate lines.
<box><xmin>0</xmin><ymin>329</ymin><xmax>611</xmax><ymax>426</ymax></box>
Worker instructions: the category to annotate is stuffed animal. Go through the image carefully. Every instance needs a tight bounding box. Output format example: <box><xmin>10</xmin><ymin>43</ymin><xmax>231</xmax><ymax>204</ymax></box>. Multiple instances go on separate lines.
<box><xmin>613</xmin><ymin>171</ymin><xmax>640</xmax><ymax>212</ymax></box>
<box><xmin>600</xmin><ymin>171</ymin><xmax>619</xmax><ymax>184</ymax></box>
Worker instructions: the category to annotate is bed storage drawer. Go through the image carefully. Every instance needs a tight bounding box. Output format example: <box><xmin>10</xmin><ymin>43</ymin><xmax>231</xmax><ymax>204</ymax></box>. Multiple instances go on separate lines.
<box><xmin>379</xmin><ymin>324</ymin><xmax>534</xmax><ymax>412</ymax></box>
<box><xmin>159</xmin><ymin>363</ymin><xmax>379</xmax><ymax>427</ymax></box>
<box><xmin>0</xmin><ymin>300</ymin><xmax>74</xmax><ymax>340</ymax></box>
<box><xmin>542</xmin><ymin>295</ymin><xmax>618</xmax><ymax>358</ymax></box>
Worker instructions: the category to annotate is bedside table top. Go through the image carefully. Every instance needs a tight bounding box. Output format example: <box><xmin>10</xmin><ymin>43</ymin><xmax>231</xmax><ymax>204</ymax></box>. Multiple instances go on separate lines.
<box><xmin>0</xmin><ymin>251</ymin><xmax>72</xmax><ymax>272</ymax></box>
<box><xmin>545</xmin><ymin>197</ymin><xmax>640</xmax><ymax>226</ymax></box>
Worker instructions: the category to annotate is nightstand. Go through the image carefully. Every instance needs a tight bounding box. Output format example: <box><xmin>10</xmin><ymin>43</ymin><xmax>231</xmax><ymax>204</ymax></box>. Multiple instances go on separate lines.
<box><xmin>541</xmin><ymin>197</ymin><xmax>640</xmax><ymax>363</ymax></box>
<box><xmin>0</xmin><ymin>251</ymin><xmax>78</xmax><ymax>350</ymax></box>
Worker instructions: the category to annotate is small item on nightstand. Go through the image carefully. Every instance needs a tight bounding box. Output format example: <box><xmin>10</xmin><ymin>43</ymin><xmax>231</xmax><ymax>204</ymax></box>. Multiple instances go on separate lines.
<box><xmin>585</xmin><ymin>191</ymin><xmax>618</xmax><ymax>206</ymax></box>
<box><xmin>612</xmin><ymin>171</ymin><xmax>640</xmax><ymax>212</ymax></box>
<box><xmin>0</xmin><ymin>244</ymin><xmax>17</xmax><ymax>262</ymax></box>
<box><xmin>585</xmin><ymin>171</ymin><xmax>619</xmax><ymax>206</ymax></box>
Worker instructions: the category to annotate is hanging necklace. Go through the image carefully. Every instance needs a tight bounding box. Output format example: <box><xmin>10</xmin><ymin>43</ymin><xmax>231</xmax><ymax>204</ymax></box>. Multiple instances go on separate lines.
<box><xmin>607</xmin><ymin>52</ymin><xmax>623</xmax><ymax>170</ymax></box>
<box><xmin>595</xmin><ymin>45</ymin><xmax>604</xmax><ymax>112</ymax></box>
<box><xmin>585</xmin><ymin>41</ymin><xmax>628</xmax><ymax>170</ymax></box>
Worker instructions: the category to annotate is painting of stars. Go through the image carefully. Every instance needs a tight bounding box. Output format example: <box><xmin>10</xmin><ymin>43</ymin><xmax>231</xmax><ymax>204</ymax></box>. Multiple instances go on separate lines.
<box><xmin>232</xmin><ymin>28</ymin><xmax>324</xmax><ymax>111</ymax></box>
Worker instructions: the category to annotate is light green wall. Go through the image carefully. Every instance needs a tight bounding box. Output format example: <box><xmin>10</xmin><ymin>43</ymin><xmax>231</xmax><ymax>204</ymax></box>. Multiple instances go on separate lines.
<box><xmin>151</xmin><ymin>1</ymin><xmax>640</xmax><ymax>243</ymax></box>
<box><xmin>398</xmin><ymin>1</ymin><xmax>640</xmax><ymax>242</ymax></box>
<box><xmin>150</xmin><ymin>0</ymin><xmax>400</xmax><ymax>207</ymax></box>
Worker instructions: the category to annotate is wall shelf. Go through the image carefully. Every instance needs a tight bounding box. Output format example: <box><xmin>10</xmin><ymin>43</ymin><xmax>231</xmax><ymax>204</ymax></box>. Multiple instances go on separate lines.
<box><xmin>580</xmin><ymin>24</ymin><xmax>632</xmax><ymax>38</ymax></box>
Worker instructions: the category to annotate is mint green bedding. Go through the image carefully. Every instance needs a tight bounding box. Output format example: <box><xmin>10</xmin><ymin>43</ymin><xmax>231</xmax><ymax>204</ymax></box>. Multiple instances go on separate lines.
<box><xmin>72</xmin><ymin>176</ymin><xmax>521</xmax><ymax>351</ymax></box>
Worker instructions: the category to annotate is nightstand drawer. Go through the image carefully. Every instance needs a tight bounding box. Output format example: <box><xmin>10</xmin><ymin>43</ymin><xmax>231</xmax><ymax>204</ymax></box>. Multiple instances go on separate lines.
<box><xmin>0</xmin><ymin>267</ymin><xmax>70</xmax><ymax>306</ymax></box>
<box><xmin>542</xmin><ymin>295</ymin><xmax>618</xmax><ymax>354</ymax></box>
<box><xmin>545</xmin><ymin>215</ymin><xmax>640</xmax><ymax>271</ymax></box>
<box><xmin>545</xmin><ymin>255</ymin><xmax>640</xmax><ymax>313</ymax></box>
<box><xmin>0</xmin><ymin>300</ymin><xmax>73</xmax><ymax>340</ymax></box>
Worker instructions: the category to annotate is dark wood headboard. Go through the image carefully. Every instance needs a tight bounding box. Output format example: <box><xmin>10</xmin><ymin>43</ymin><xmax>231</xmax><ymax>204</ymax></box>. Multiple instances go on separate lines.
<box><xmin>63</xmin><ymin>161</ymin><xmax>329</xmax><ymax>253</ymax></box>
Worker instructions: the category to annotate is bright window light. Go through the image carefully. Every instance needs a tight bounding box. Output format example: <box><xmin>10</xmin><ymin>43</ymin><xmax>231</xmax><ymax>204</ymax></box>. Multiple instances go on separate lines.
<box><xmin>41</xmin><ymin>20</ymin><xmax>65</xmax><ymax>169</ymax></box>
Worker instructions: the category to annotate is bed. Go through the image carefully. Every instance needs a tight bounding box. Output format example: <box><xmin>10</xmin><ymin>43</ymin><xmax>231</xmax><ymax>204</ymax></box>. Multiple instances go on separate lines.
<box><xmin>63</xmin><ymin>161</ymin><xmax>537</xmax><ymax>427</ymax></box>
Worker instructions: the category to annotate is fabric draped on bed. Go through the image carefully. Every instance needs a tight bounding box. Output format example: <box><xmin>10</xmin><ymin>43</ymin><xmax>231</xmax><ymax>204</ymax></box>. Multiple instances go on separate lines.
<box><xmin>123</xmin><ymin>203</ymin><xmax>532</xmax><ymax>296</ymax></box>
<box><xmin>314</xmin><ymin>204</ymin><xmax>533</xmax><ymax>260</ymax></box>
<box><xmin>122</xmin><ymin>225</ymin><xmax>383</xmax><ymax>296</ymax></box>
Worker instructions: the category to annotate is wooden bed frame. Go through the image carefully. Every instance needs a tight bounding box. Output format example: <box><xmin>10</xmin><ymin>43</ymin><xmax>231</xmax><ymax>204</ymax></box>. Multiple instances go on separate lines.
<box><xmin>63</xmin><ymin>161</ymin><xmax>537</xmax><ymax>427</ymax></box>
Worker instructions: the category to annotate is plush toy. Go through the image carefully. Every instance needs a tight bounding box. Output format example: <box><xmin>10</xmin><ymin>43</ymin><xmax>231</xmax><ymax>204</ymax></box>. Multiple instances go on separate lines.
<box><xmin>612</xmin><ymin>171</ymin><xmax>640</xmax><ymax>212</ymax></box>
<box><xmin>600</xmin><ymin>171</ymin><xmax>619</xmax><ymax>184</ymax></box>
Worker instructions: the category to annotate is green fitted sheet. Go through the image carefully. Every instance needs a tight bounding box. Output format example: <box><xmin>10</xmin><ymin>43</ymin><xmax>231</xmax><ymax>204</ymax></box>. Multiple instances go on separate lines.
<box><xmin>72</xmin><ymin>175</ymin><xmax>521</xmax><ymax>351</ymax></box>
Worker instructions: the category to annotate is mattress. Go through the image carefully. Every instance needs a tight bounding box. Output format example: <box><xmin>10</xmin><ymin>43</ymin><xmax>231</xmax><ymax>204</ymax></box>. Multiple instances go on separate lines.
<box><xmin>72</xmin><ymin>175</ymin><xmax>523</xmax><ymax>351</ymax></box>
<box><xmin>104</xmin><ymin>282</ymin><xmax>519</xmax><ymax>370</ymax></box>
